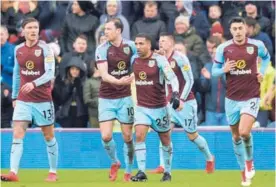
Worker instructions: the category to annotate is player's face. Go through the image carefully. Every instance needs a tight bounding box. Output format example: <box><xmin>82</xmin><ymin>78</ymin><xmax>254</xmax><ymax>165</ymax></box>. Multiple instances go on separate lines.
<box><xmin>135</xmin><ymin>37</ymin><xmax>151</xmax><ymax>58</ymax></box>
<box><xmin>106</xmin><ymin>2</ymin><xmax>118</xmax><ymax>16</ymax></box>
<box><xmin>174</xmin><ymin>43</ymin><xmax>186</xmax><ymax>55</ymax></box>
<box><xmin>230</xmin><ymin>22</ymin><xmax>246</xmax><ymax>43</ymax></box>
<box><xmin>70</xmin><ymin>66</ymin><xmax>80</xmax><ymax>78</ymax></box>
<box><xmin>0</xmin><ymin>28</ymin><xmax>8</xmax><ymax>46</ymax></box>
<box><xmin>104</xmin><ymin>22</ymin><xmax>120</xmax><ymax>42</ymax></box>
<box><xmin>144</xmin><ymin>5</ymin><xmax>158</xmax><ymax>18</ymax></box>
<box><xmin>159</xmin><ymin>36</ymin><xmax>173</xmax><ymax>52</ymax></box>
<box><xmin>23</xmin><ymin>21</ymin><xmax>39</xmax><ymax>42</ymax></box>
<box><xmin>73</xmin><ymin>38</ymin><xmax>87</xmax><ymax>53</ymax></box>
<box><xmin>72</xmin><ymin>1</ymin><xmax>82</xmax><ymax>14</ymax></box>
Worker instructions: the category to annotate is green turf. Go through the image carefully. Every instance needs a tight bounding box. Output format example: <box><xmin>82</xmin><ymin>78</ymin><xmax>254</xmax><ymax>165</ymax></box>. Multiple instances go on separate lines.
<box><xmin>1</xmin><ymin>170</ymin><xmax>274</xmax><ymax>187</ymax></box>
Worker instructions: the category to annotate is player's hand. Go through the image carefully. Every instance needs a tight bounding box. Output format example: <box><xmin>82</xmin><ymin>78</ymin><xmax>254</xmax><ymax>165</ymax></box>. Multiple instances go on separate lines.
<box><xmin>118</xmin><ymin>75</ymin><xmax>134</xmax><ymax>85</ymax></box>
<box><xmin>257</xmin><ymin>73</ymin><xmax>263</xmax><ymax>83</ymax></box>
<box><xmin>201</xmin><ymin>68</ymin><xmax>211</xmax><ymax>79</ymax></box>
<box><xmin>154</xmin><ymin>49</ymin><xmax>165</xmax><ymax>56</ymax></box>
<box><xmin>21</xmin><ymin>82</ymin><xmax>35</xmax><ymax>94</ymax></box>
<box><xmin>223</xmin><ymin>58</ymin><xmax>236</xmax><ymax>73</ymax></box>
<box><xmin>170</xmin><ymin>92</ymin><xmax>180</xmax><ymax>110</ymax></box>
<box><xmin>176</xmin><ymin>100</ymin><xmax>184</xmax><ymax>111</ymax></box>
<box><xmin>12</xmin><ymin>100</ymin><xmax>16</xmax><ymax>108</ymax></box>
<box><xmin>3</xmin><ymin>89</ymin><xmax>9</xmax><ymax>97</ymax></box>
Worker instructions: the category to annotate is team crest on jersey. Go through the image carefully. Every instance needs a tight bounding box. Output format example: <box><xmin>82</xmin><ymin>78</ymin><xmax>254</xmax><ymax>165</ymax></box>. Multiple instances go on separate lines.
<box><xmin>34</xmin><ymin>49</ymin><xmax>41</xmax><ymax>57</ymax></box>
<box><xmin>170</xmin><ymin>60</ymin><xmax>176</xmax><ymax>69</ymax></box>
<box><xmin>246</xmin><ymin>47</ymin><xmax>254</xmax><ymax>55</ymax></box>
<box><xmin>148</xmin><ymin>60</ymin><xmax>155</xmax><ymax>67</ymax></box>
<box><xmin>123</xmin><ymin>47</ymin><xmax>130</xmax><ymax>55</ymax></box>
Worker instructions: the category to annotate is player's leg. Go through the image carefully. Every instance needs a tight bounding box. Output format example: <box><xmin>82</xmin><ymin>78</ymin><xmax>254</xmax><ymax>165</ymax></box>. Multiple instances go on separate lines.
<box><xmin>32</xmin><ymin>101</ymin><xmax>58</xmax><ymax>182</ymax></box>
<box><xmin>117</xmin><ymin>96</ymin><xmax>135</xmax><ymax>181</ymax></box>
<box><xmin>41</xmin><ymin>125</ymin><xmax>58</xmax><ymax>182</ymax></box>
<box><xmin>131</xmin><ymin>106</ymin><xmax>151</xmax><ymax>182</ymax></box>
<box><xmin>98</xmin><ymin>98</ymin><xmax>120</xmax><ymax>181</ymax></box>
<box><xmin>226</xmin><ymin>98</ymin><xmax>250</xmax><ymax>186</ymax></box>
<box><xmin>239</xmin><ymin>98</ymin><xmax>260</xmax><ymax>180</ymax></box>
<box><xmin>1</xmin><ymin>101</ymin><xmax>32</xmax><ymax>182</ymax></box>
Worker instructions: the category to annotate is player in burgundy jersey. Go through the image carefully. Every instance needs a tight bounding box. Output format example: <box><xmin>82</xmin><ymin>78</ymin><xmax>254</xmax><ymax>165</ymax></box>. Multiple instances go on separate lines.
<box><xmin>1</xmin><ymin>18</ymin><xmax>58</xmax><ymax>182</ymax></box>
<box><xmin>130</xmin><ymin>33</ymin><xmax>181</xmax><ymax>182</ymax></box>
<box><xmin>95</xmin><ymin>18</ymin><xmax>136</xmax><ymax>182</ymax></box>
<box><xmin>150</xmin><ymin>33</ymin><xmax>215</xmax><ymax>174</ymax></box>
<box><xmin>212</xmin><ymin>17</ymin><xmax>270</xmax><ymax>186</ymax></box>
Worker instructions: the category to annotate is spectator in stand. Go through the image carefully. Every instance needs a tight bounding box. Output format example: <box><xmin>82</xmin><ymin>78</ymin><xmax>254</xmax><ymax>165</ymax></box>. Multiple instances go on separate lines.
<box><xmin>1</xmin><ymin>25</ymin><xmax>15</xmax><ymax>89</ymax></box>
<box><xmin>245</xmin><ymin>17</ymin><xmax>273</xmax><ymax>57</ymax></box>
<box><xmin>175</xmin><ymin>0</ymin><xmax>210</xmax><ymax>41</ymax></box>
<box><xmin>60</xmin><ymin>0</ymin><xmax>99</xmax><ymax>55</ymax></box>
<box><xmin>208</xmin><ymin>4</ymin><xmax>222</xmax><ymax>26</ymax></box>
<box><xmin>131</xmin><ymin>1</ymin><xmax>166</xmax><ymax>49</ymax></box>
<box><xmin>174</xmin><ymin>15</ymin><xmax>204</xmax><ymax>57</ymax></box>
<box><xmin>54</xmin><ymin>57</ymin><xmax>88</xmax><ymax>128</ymax></box>
<box><xmin>83</xmin><ymin>62</ymin><xmax>101</xmax><ymax>128</ymax></box>
<box><xmin>255</xmin><ymin>58</ymin><xmax>275</xmax><ymax>127</ymax></box>
<box><xmin>99</xmin><ymin>0</ymin><xmax>130</xmax><ymax>39</ymax></box>
<box><xmin>38</xmin><ymin>1</ymin><xmax>69</xmax><ymax>43</ymax></box>
<box><xmin>244</xmin><ymin>1</ymin><xmax>271</xmax><ymax>34</ymax></box>
<box><xmin>1</xmin><ymin>81</ymin><xmax>13</xmax><ymax>128</ymax></box>
<box><xmin>199</xmin><ymin>36</ymin><xmax>228</xmax><ymax>126</ymax></box>
<box><xmin>59</xmin><ymin>34</ymin><xmax>94</xmax><ymax>79</ymax></box>
<box><xmin>210</xmin><ymin>22</ymin><xmax>226</xmax><ymax>43</ymax></box>
<box><xmin>159</xmin><ymin>1</ymin><xmax>178</xmax><ymax>34</ymax></box>
<box><xmin>1</xmin><ymin>0</ymin><xmax>39</xmax><ymax>44</ymax></box>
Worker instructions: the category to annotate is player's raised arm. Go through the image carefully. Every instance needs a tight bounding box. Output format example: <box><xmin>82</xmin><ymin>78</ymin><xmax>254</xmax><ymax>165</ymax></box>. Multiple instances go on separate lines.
<box><xmin>32</xmin><ymin>45</ymin><xmax>55</xmax><ymax>87</ymax></box>
<box><xmin>12</xmin><ymin>47</ymin><xmax>21</xmax><ymax>100</ymax></box>
<box><xmin>178</xmin><ymin>54</ymin><xmax>194</xmax><ymax>101</ymax></box>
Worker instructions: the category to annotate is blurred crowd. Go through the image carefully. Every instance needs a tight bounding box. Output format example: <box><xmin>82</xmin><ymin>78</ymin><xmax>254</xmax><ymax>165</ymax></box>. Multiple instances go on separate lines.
<box><xmin>1</xmin><ymin>0</ymin><xmax>275</xmax><ymax>128</ymax></box>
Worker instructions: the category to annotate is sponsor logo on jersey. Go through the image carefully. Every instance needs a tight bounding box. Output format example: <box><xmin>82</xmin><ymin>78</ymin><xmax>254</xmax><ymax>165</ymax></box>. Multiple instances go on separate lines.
<box><xmin>135</xmin><ymin>71</ymin><xmax>153</xmax><ymax>85</ymax></box>
<box><xmin>22</xmin><ymin>61</ymin><xmax>40</xmax><ymax>76</ymax></box>
<box><xmin>246</xmin><ymin>46</ymin><xmax>254</xmax><ymax>55</ymax></box>
<box><xmin>117</xmin><ymin>61</ymin><xmax>126</xmax><ymax>70</ymax></box>
<box><xmin>35</xmin><ymin>49</ymin><xmax>41</xmax><ymax>57</ymax></box>
<box><xmin>148</xmin><ymin>60</ymin><xmax>155</xmax><ymax>67</ymax></box>
<box><xmin>110</xmin><ymin>61</ymin><xmax>128</xmax><ymax>76</ymax></box>
<box><xmin>230</xmin><ymin>60</ymin><xmax>251</xmax><ymax>75</ymax></box>
<box><xmin>123</xmin><ymin>46</ymin><xmax>130</xmax><ymax>55</ymax></box>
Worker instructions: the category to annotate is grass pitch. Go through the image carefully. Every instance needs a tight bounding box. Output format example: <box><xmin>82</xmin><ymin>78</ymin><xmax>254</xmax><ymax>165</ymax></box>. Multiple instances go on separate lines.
<box><xmin>0</xmin><ymin>169</ymin><xmax>274</xmax><ymax>187</ymax></box>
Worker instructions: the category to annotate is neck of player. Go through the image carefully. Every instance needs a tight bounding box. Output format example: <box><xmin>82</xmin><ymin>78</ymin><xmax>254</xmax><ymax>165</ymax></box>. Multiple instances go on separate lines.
<box><xmin>234</xmin><ymin>37</ymin><xmax>246</xmax><ymax>46</ymax></box>
<box><xmin>26</xmin><ymin>39</ymin><xmax>38</xmax><ymax>47</ymax></box>
<box><xmin>166</xmin><ymin>49</ymin><xmax>174</xmax><ymax>59</ymax></box>
<box><xmin>111</xmin><ymin>36</ymin><xmax>123</xmax><ymax>47</ymax></box>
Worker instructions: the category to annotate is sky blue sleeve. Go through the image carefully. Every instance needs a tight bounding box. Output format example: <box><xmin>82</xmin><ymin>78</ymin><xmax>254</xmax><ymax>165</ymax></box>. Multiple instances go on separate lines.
<box><xmin>33</xmin><ymin>44</ymin><xmax>55</xmax><ymax>87</ymax></box>
<box><xmin>12</xmin><ymin>47</ymin><xmax>20</xmax><ymax>99</ymax></box>
<box><xmin>95</xmin><ymin>44</ymin><xmax>107</xmax><ymax>62</ymax></box>
<box><xmin>129</xmin><ymin>40</ymin><xmax>137</xmax><ymax>56</ymax></box>
<box><xmin>177</xmin><ymin>54</ymin><xmax>194</xmax><ymax>100</ymax></box>
<box><xmin>157</xmin><ymin>55</ymin><xmax>179</xmax><ymax>92</ymax></box>
<box><xmin>257</xmin><ymin>40</ymin><xmax>271</xmax><ymax>75</ymax></box>
<box><xmin>214</xmin><ymin>44</ymin><xmax>225</xmax><ymax>64</ymax></box>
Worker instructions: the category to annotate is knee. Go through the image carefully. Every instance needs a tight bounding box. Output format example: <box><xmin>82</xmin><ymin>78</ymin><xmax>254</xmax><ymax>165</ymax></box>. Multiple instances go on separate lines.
<box><xmin>188</xmin><ymin>132</ymin><xmax>198</xmax><ymax>141</ymax></box>
<box><xmin>102</xmin><ymin>134</ymin><xmax>112</xmax><ymax>142</ymax></box>
<box><xmin>44</xmin><ymin>133</ymin><xmax>54</xmax><ymax>141</ymax></box>
<box><xmin>239</xmin><ymin>128</ymin><xmax>250</xmax><ymax>139</ymax></box>
<box><xmin>123</xmin><ymin>132</ymin><xmax>132</xmax><ymax>143</ymax></box>
<box><xmin>13</xmin><ymin>127</ymin><xmax>25</xmax><ymax>139</ymax></box>
<box><xmin>135</xmin><ymin>131</ymin><xmax>145</xmax><ymax>143</ymax></box>
<box><xmin>232</xmin><ymin>133</ymin><xmax>241</xmax><ymax>142</ymax></box>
